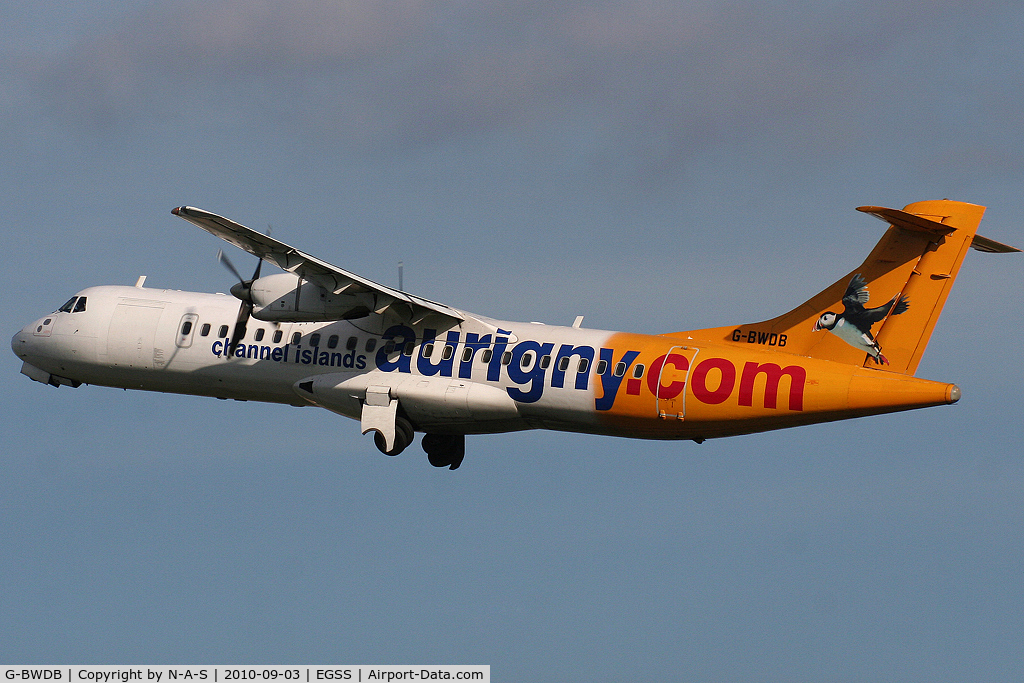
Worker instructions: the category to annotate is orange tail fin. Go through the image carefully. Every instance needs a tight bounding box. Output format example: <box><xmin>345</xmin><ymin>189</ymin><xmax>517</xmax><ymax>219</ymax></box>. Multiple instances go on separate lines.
<box><xmin>686</xmin><ymin>200</ymin><xmax>1018</xmax><ymax>375</ymax></box>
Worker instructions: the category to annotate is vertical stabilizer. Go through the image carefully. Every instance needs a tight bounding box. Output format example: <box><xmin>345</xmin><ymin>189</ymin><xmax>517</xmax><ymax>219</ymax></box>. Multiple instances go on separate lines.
<box><xmin>686</xmin><ymin>200</ymin><xmax>1015</xmax><ymax>375</ymax></box>
<box><xmin>863</xmin><ymin>201</ymin><xmax>984</xmax><ymax>374</ymax></box>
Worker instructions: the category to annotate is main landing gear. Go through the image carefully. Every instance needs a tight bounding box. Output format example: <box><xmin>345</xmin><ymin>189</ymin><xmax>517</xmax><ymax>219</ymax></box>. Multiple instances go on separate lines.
<box><xmin>368</xmin><ymin>419</ymin><xmax>465</xmax><ymax>470</ymax></box>
<box><xmin>421</xmin><ymin>433</ymin><xmax>466</xmax><ymax>470</ymax></box>
<box><xmin>361</xmin><ymin>388</ymin><xmax>465</xmax><ymax>469</ymax></box>
<box><xmin>373</xmin><ymin>416</ymin><xmax>414</xmax><ymax>456</ymax></box>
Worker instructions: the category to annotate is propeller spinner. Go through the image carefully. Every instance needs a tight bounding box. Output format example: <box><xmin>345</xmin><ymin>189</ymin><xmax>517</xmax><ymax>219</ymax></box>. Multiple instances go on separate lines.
<box><xmin>218</xmin><ymin>249</ymin><xmax>262</xmax><ymax>357</ymax></box>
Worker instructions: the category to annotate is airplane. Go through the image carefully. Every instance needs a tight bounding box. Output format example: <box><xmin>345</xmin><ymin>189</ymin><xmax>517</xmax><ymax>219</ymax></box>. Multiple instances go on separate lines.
<box><xmin>11</xmin><ymin>200</ymin><xmax>1019</xmax><ymax>470</ymax></box>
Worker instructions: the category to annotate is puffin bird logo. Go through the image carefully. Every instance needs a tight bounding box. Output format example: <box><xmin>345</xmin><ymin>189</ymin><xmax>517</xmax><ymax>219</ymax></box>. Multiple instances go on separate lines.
<box><xmin>812</xmin><ymin>274</ymin><xmax>909</xmax><ymax>365</ymax></box>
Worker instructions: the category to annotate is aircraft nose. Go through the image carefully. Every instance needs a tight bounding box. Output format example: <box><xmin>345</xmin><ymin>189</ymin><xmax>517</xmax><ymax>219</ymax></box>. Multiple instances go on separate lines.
<box><xmin>11</xmin><ymin>323</ymin><xmax>37</xmax><ymax>360</ymax></box>
<box><xmin>11</xmin><ymin>327</ymin><xmax>29</xmax><ymax>358</ymax></box>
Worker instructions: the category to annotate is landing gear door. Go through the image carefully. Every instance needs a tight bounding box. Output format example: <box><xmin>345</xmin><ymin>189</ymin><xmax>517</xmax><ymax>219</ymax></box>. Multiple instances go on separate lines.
<box><xmin>361</xmin><ymin>385</ymin><xmax>399</xmax><ymax>451</ymax></box>
<box><xmin>654</xmin><ymin>345</ymin><xmax>699</xmax><ymax>420</ymax></box>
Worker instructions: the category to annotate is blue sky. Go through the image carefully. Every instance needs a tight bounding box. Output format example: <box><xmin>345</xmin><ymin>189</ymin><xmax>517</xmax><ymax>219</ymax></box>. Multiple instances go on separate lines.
<box><xmin>2</xmin><ymin>2</ymin><xmax>1022</xmax><ymax>680</ymax></box>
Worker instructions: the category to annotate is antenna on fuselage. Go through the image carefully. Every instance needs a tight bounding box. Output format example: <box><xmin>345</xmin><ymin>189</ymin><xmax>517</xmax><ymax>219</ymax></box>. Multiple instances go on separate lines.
<box><xmin>398</xmin><ymin>261</ymin><xmax>404</xmax><ymax>291</ymax></box>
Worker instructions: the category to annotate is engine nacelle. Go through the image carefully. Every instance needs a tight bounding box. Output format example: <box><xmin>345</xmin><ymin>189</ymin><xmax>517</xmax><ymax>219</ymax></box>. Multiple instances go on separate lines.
<box><xmin>249</xmin><ymin>273</ymin><xmax>375</xmax><ymax>322</ymax></box>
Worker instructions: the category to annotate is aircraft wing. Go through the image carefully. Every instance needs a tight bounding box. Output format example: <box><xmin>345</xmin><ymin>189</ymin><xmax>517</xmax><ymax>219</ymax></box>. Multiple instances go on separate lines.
<box><xmin>171</xmin><ymin>206</ymin><xmax>465</xmax><ymax>324</ymax></box>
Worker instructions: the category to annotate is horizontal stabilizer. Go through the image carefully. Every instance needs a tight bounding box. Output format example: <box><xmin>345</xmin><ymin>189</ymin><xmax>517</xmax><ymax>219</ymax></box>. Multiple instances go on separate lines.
<box><xmin>856</xmin><ymin>206</ymin><xmax>955</xmax><ymax>237</ymax></box>
<box><xmin>858</xmin><ymin>204</ymin><xmax>1020</xmax><ymax>253</ymax></box>
<box><xmin>970</xmin><ymin>234</ymin><xmax>1021</xmax><ymax>253</ymax></box>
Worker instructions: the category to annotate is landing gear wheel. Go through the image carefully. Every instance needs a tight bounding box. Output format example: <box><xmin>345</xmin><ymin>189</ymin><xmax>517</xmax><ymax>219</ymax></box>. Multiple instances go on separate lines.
<box><xmin>422</xmin><ymin>433</ymin><xmax>466</xmax><ymax>470</ymax></box>
<box><xmin>426</xmin><ymin>449</ymin><xmax>449</xmax><ymax>468</ymax></box>
<box><xmin>373</xmin><ymin>417</ymin><xmax>414</xmax><ymax>456</ymax></box>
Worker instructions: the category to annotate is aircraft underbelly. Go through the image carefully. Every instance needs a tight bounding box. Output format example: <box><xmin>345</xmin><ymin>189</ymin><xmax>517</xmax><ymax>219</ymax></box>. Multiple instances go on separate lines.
<box><xmin>292</xmin><ymin>371</ymin><xmax>549</xmax><ymax>433</ymax></box>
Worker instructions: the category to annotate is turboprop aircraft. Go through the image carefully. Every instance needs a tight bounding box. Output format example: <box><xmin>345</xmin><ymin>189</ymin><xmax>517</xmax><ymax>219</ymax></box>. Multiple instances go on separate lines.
<box><xmin>11</xmin><ymin>200</ymin><xmax>1018</xmax><ymax>469</ymax></box>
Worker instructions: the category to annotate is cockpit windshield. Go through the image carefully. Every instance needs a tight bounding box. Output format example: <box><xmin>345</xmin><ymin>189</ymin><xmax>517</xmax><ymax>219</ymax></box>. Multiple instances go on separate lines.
<box><xmin>57</xmin><ymin>296</ymin><xmax>87</xmax><ymax>313</ymax></box>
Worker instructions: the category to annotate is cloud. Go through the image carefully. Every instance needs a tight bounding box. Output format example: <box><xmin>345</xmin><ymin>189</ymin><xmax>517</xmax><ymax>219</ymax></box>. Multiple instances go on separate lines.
<box><xmin>12</xmin><ymin>0</ymin><xmax>1024</xmax><ymax>184</ymax></box>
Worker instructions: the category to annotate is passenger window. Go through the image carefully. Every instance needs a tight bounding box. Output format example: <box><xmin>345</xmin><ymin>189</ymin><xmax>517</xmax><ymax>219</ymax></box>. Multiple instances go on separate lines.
<box><xmin>58</xmin><ymin>297</ymin><xmax>77</xmax><ymax>313</ymax></box>
<box><xmin>558</xmin><ymin>357</ymin><xmax>570</xmax><ymax>372</ymax></box>
<box><xmin>254</xmin><ymin>328</ymin><xmax>265</xmax><ymax>342</ymax></box>
<box><xmin>176</xmin><ymin>314</ymin><xmax>200</xmax><ymax>349</ymax></box>
<box><xmin>327</xmin><ymin>335</ymin><xmax>339</xmax><ymax>349</ymax></box>
<box><xmin>442</xmin><ymin>345</ymin><xmax>454</xmax><ymax>361</ymax></box>
<box><xmin>291</xmin><ymin>331</ymin><xmax>301</xmax><ymax>345</ymax></box>
<box><xmin>403</xmin><ymin>342</ymin><xmax>415</xmax><ymax>356</ymax></box>
<box><xmin>73</xmin><ymin>297</ymin><xmax>87</xmax><ymax>313</ymax></box>
<box><xmin>632</xmin><ymin>364</ymin><xmax>645</xmax><ymax>379</ymax></box>
<box><xmin>595</xmin><ymin>360</ymin><xmax>608</xmax><ymax>375</ymax></box>
<box><xmin>462</xmin><ymin>347</ymin><xmax>474</xmax><ymax>363</ymax></box>
<box><xmin>365</xmin><ymin>338</ymin><xmax>377</xmax><ymax>353</ymax></box>
<box><xmin>480</xmin><ymin>349</ymin><xmax>493</xmax><ymax>363</ymax></box>
<box><xmin>540</xmin><ymin>355</ymin><xmax>551</xmax><ymax>369</ymax></box>
<box><xmin>346</xmin><ymin>336</ymin><xmax>358</xmax><ymax>350</ymax></box>
<box><xmin>200</xmin><ymin>323</ymin><xmax>211</xmax><ymax>337</ymax></box>
<box><xmin>421</xmin><ymin>343</ymin><xmax>434</xmax><ymax>358</ymax></box>
<box><xmin>578</xmin><ymin>358</ymin><xmax>590</xmax><ymax>374</ymax></box>
<box><xmin>310</xmin><ymin>333</ymin><xmax>321</xmax><ymax>347</ymax></box>
<box><xmin>218</xmin><ymin>325</ymin><xmax>229</xmax><ymax>338</ymax></box>
<box><xmin>383</xmin><ymin>340</ymin><xmax>396</xmax><ymax>354</ymax></box>
<box><xmin>521</xmin><ymin>352</ymin><xmax>533</xmax><ymax>368</ymax></box>
<box><xmin>501</xmin><ymin>351</ymin><xmax>512</xmax><ymax>366</ymax></box>
<box><xmin>614</xmin><ymin>362</ymin><xmax>626</xmax><ymax>377</ymax></box>
<box><xmin>273</xmin><ymin>329</ymin><xmax>283</xmax><ymax>344</ymax></box>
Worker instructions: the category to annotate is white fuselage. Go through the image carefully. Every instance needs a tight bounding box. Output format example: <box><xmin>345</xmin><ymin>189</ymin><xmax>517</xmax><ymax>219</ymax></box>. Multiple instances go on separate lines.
<box><xmin>12</xmin><ymin>284</ymin><xmax>627</xmax><ymax>437</ymax></box>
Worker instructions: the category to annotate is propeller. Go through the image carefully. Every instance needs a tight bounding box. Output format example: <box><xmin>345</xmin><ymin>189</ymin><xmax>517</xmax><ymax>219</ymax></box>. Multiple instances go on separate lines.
<box><xmin>218</xmin><ymin>249</ymin><xmax>262</xmax><ymax>357</ymax></box>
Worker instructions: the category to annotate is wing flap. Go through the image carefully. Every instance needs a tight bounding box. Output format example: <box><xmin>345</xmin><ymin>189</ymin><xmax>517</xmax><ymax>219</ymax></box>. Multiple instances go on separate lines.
<box><xmin>172</xmin><ymin>206</ymin><xmax>464</xmax><ymax>324</ymax></box>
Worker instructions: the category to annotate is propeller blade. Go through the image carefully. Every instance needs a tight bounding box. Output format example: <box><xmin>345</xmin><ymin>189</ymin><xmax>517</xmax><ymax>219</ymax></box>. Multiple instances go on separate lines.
<box><xmin>218</xmin><ymin>249</ymin><xmax>246</xmax><ymax>284</ymax></box>
<box><xmin>226</xmin><ymin>299</ymin><xmax>252</xmax><ymax>358</ymax></box>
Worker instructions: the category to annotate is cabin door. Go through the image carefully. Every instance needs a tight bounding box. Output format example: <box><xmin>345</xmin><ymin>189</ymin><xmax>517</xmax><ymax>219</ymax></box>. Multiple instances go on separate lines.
<box><xmin>107</xmin><ymin>301</ymin><xmax>165</xmax><ymax>369</ymax></box>
<box><xmin>653</xmin><ymin>345</ymin><xmax>699</xmax><ymax>420</ymax></box>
